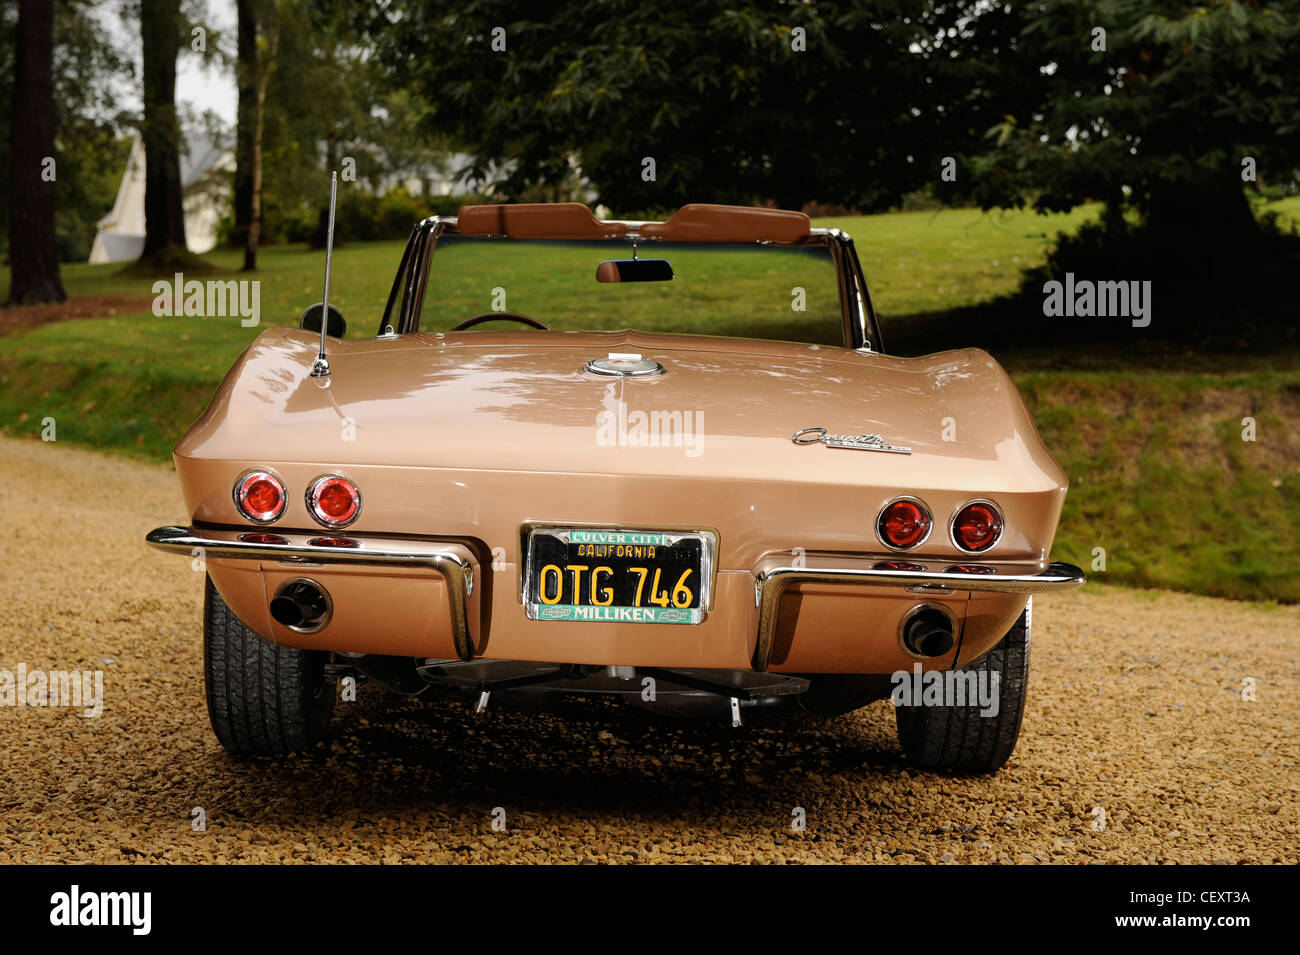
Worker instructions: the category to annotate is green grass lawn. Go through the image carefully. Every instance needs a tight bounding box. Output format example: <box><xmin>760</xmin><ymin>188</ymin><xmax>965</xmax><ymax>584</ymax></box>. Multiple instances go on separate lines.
<box><xmin>2</xmin><ymin>198</ymin><xmax>1297</xmax><ymax>600</ymax></box>
<box><xmin>820</xmin><ymin>205</ymin><xmax>1105</xmax><ymax>319</ymax></box>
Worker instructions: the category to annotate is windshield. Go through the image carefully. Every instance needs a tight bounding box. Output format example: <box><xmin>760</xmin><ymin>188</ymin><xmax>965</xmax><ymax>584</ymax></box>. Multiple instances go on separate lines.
<box><xmin>417</xmin><ymin>237</ymin><xmax>844</xmax><ymax>345</ymax></box>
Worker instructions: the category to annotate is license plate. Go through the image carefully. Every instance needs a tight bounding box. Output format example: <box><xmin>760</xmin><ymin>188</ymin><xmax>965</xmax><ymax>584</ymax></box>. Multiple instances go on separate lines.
<box><xmin>523</xmin><ymin>527</ymin><xmax>713</xmax><ymax>624</ymax></box>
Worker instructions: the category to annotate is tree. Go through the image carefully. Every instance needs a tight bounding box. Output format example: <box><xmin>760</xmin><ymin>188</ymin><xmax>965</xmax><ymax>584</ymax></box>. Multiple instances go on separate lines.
<box><xmin>49</xmin><ymin>2</ymin><xmax>135</xmax><ymax>262</ymax></box>
<box><xmin>262</xmin><ymin>0</ymin><xmax>402</xmax><ymax>246</ymax></box>
<box><xmin>0</xmin><ymin>2</ymin><xmax>134</xmax><ymax>265</ymax></box>
<box><xmin>6</xmin><ymin>0</ymin><xmax>65</xmax><ymax>305</ymax></box>
<box><xmin>371</xmin><ymin>1</ymin><xmax>971</xmax><ymax>213</ymax></box>
<box><xmin>234</xmin><ymin>0</ymin><xmax>284</xmax><ymax>271</ymax></box>
<box><xmin>233</xmin><ymin>0</ymin><xmax>255</xmax><ymax>263</ymax></box>
<box><xmin>220</xmin><ymin>0</ymin><xmax>465</xmax><ymax>248</ymax></box>
<box><xmin>139</xmin><ymin>0</ymin><xmax>188</xmax><ymax>261</ymax></box>
<box><xmin>959</xmin><ymin>0</ymin><xmax>1300</xmax><ymax>244</ymax></box>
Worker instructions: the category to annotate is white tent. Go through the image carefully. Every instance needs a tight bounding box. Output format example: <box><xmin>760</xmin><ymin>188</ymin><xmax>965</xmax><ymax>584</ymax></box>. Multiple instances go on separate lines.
<box><xmin>89</xmin><ymin>134</ymin><xmax>233</xmax><ymax>264</ymax></box>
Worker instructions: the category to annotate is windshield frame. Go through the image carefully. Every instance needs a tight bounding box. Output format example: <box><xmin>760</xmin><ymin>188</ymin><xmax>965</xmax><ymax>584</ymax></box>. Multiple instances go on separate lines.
<box><xmin>378</xmin><ymin>215</ymin><xmax>883</xmax><ymax>352</ymax></box>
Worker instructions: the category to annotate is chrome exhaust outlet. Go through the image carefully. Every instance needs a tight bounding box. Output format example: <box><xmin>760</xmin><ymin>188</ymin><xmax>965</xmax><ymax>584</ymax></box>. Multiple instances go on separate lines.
<box><xmin>900</xmin><ymin>604</ymin><xmax>956</xmax><ymax>659</ymax></box>
<box><xmin>270</xmin><ymin>578</ymin><xmax>332</xmax><ymax>634</ymax></box>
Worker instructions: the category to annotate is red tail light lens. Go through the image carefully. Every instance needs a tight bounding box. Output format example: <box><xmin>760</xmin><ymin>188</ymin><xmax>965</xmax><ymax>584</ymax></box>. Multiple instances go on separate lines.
<box><xmin>952</xmin><ymin>501</ymin><xmax>1004</xmax><ymax>553</ymax></box>
<box><xmin>309</xmin><ymin>537</ymin><xmax>360</xmax><ymax>549</ymax></box>
<box><xmin>239</xmin><ymin>533</ymin><xmax>289</xmax><ymax>545</ymax></box>
<box><xmin>877</xmin><ymin>498</ymin><xmax>932</xmax><ymax>550</ymax></box>
<box><xmin>306</xmin><ymin>475</ymin><xmax>361</xmax><ymax>528</ymax></box>
<box><xmin>233</xmin><ymin>470</ymin><xmax>286</xmax><ymax>524</ymax></box>
<box><xmin>873</xmin><ymin>560</ymin><xmax>926</xmax><ymax>571</ymax></box>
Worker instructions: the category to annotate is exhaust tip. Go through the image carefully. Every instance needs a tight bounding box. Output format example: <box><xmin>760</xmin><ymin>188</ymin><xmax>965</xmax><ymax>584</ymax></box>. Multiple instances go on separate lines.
<box><xmin>901</xmin><ymin>605</ymin><xmax>956</xmax><ymax>658</ymax></box>
<box><xmin>270</xmin><ymin>578</ymin><xmax>332</xmax><ymax>634</ymax></box>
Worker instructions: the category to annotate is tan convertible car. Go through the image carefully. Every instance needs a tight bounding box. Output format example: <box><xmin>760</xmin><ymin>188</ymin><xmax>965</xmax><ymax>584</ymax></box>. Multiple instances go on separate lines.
<box><xmin>147</xmin><ymin>201</ymin><xmax>1083</xmax><ymax>772</ymax></box>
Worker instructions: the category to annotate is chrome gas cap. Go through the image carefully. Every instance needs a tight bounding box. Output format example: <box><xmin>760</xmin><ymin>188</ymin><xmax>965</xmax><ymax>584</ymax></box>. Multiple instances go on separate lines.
<box><xmin>584</xmin><ymin>352</ymin><xmax>665</xmax><ymax>378</ymax></box>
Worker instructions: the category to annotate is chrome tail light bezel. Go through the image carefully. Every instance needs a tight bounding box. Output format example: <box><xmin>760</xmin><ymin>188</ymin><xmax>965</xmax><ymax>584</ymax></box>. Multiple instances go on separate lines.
<box><xmin>875</xmin><ymin>495</ymin><xmax>934</xmax><ymax>552</ymax></box>
<box><xmin>950</xmin><ymin>498</ymin><xmax>1005</xmax><ymax>554</ymax></box>
<box><xmin>305</xmin><ymin>474</ymin><xmax>362</xmax><ymax>529</ymax></box>
<box><xmin>232</xmin><ymin>468</ymin><xmax>288</xmax><ymax>524</ymax></box>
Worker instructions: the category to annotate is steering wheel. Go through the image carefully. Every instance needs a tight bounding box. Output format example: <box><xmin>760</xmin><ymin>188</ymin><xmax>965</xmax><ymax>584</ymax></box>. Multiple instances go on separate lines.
<box><xmin>449</xmin><ymin>312</ymin><xmax>551</xmax><ymax>331</ymax></box>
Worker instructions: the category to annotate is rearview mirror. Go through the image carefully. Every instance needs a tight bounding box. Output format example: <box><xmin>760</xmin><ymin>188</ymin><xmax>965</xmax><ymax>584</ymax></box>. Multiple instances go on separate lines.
<box><xmin>299</xmin><ymin>302</ymin><xmax>347</xmax><ymax>338</ymax></box>
<box><xmin>596</xmin><ymin>259</ymin><xmax>674</xmax><ymax>283</ymax></box>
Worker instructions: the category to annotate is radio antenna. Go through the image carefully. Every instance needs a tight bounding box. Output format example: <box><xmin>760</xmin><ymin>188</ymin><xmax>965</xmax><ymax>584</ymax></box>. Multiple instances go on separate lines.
<box><xmin>310</xmin><ymin>171</ymin><xmax>338</xmax><ymax>378</ymax></box>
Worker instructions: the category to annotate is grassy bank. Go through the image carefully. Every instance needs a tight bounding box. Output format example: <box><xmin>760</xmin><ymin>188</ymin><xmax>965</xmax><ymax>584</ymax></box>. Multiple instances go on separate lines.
<box><xmin>2</xmin><ymin>200</ymin><xmax>1297</xmax><ymax>600</ymax></box>
<box><xmin>1021</xmin><ymin>370</ymin><xmax>1298</xmax><ymax>601</ymax></box>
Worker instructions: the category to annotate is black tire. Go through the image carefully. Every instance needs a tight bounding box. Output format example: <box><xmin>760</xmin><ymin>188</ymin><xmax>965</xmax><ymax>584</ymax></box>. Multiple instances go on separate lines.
<box><xmin>203</xmin><ymin>576</ymin><xmax>334</xmax><ymax>756</ymax></box>
<box><xmin>895</xmin><ymin>601</ymin><xmax>1031</xmax><ymax>774</ymax></box>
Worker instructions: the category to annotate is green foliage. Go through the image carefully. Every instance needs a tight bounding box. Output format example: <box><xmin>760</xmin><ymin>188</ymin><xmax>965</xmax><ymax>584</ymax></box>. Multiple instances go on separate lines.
<box><xmin>960</xmin><ymin>0</ymin><xmax>1300</xmax><ymax>227</ymax></box>
<box><xmin>245</xmin><ymin>0</ymin><xmax>461</xmax><ymax>249</ymax></box>
<box><xmin>372</xmin><ymin>1</ymin><xmax>982</xmax><ymax>213</ymax></box>
<box><xmin>220</xmin><ymin>188</ymin><xmax>486</xmax><ymax>246</ymax></box>
<box><xmin>53</xmin><ymin>133</ymin><xmax>134</xmax><ymax>262</ymax></box>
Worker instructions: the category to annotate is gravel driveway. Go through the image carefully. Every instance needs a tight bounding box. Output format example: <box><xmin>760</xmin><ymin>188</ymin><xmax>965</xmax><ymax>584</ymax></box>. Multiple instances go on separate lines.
<box><xmin>1</xmin><ymin>436</ymin><xmax>1295</xmax><ymax>864</ymax></box>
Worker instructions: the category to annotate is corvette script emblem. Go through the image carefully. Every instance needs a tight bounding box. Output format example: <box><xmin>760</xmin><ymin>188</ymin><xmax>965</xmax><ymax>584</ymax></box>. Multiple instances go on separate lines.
<box><xmin>791</xmin><ymin>427</ymin><xmax>912</xmax><ymax>454</ymax></box>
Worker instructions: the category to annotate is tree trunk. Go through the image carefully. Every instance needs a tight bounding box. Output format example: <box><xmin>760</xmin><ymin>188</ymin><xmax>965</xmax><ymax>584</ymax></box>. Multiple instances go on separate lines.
<box><xmin>312</xmin><ymin>130</ymin><xmax>339</xmax><ymax>249</ymax></box>
<box><xmin>139</xmin><ymin>0</ymin><xmax>187</xmax><ymax>260</ymax></box>
<box><xmin>234</xmin><ymin>0</ymin><xmax>256</xmax><ymax>266</ymax></box>
<box><xmin>1138</xmin><ymin>179</ymin><xmax>1262</xmax><ymax>307</ymax></box>
<box><xmin>6</xmin><ymin>0</ymin><xmax>65</xmax><ymax>306</ymax></box>
<box><xmin>245</xmin><ymin>8</ymin><xmax>278</xmax><ymax>272</ymax></box>
<box><xmin>1143</xmin><ymin>180</ymin><xmax>1260</xmax><ymax>245</ymax></box>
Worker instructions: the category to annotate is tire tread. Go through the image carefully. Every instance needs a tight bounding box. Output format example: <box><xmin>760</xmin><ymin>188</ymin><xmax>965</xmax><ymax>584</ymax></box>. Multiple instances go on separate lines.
<box><xmin>895</xmin><ymin>604</ymin><xmax>1031</xmax><ymax>774</ymax></box>
<box><xmin>203</xmin><ymin>576</ymin><xmax>333</xmax><ymax>756</ymax></box>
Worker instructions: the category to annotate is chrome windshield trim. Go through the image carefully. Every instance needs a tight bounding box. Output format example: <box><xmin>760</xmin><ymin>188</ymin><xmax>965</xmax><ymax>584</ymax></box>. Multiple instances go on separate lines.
<box><xmin>750</xmin><ymin>560</ymin><xmax>1084</xmax><ymax>671</ymax></box>
<box><xmin>406</xmin><ymin>215</ymin><xmax>876</xmax><ymax>349</ymax></box>
<box><xmin>145</xmin><ymin>525</ymin><xmax>478</xmax><ymax>661</ymax></box>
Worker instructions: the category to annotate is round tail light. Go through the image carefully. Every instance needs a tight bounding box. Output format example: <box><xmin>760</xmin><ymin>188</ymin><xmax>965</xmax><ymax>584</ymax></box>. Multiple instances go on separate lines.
<box><xmin>233</xmin><ymin>470</ymin><xmax>286</xmax><ymax>524</ymax></box>
<box><xmin>877</xmin><ymin>497</ymin><xmax>932</xmax><ymax>550</ymax></box>
<box><xmin>307</xmin><ymin>475</ymin><xmax>361</xmax><ymax>528</ymax></box>
<box><xmin>952</xmin><ymin>501</ymin><xmax>1003</xmax><ymax>553</ymax></box>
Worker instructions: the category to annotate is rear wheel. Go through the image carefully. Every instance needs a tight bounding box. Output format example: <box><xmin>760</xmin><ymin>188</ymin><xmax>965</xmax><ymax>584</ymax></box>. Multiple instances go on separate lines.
<box><xmin>894</xmin><ymin>602</ymin><xmax>1031</xmax><ymax>774</ymax></box>
<box><xmin>203</xmin><ymin>576</ymin><xmax>335</xmax><ymax>755</ymax></box>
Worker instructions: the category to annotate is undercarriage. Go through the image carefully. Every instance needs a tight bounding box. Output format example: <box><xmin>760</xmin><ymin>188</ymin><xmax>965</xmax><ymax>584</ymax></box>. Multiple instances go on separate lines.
<box><xmin>336</xmin><ymin>655</ymin><xmax>831</xmax><ymax>724</ymax></box>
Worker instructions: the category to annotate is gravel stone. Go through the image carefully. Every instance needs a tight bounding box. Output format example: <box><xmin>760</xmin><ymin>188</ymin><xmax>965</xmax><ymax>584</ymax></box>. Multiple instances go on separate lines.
<box><xmin>0</xmin><ymin>436</ymin><xmax>1296</xmax><ymax>864</ymax></box>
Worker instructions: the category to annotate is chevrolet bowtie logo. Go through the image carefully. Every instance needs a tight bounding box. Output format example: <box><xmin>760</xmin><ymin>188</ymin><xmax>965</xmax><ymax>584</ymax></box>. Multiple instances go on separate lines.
<box><xmin>791</xmin><ymin>427</ymin><xmax>911</xmax><ymax>454</ymax></box>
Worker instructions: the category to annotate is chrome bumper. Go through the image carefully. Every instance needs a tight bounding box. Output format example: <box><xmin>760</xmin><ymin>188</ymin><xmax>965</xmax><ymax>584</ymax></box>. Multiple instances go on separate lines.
<box><xmin>145</xmin><ymin>525</ymin><xmax>478</xmax><ymax>660</ymax></box>
<box><xmin>148</xmin><ymin>525</ymin><xmax>1083</xmax><ymax>673</ymax></box>
<box><xmin>750</xmin><ymin>557</ymin><xmax>1085</xmax><ymax>671</ymax></box>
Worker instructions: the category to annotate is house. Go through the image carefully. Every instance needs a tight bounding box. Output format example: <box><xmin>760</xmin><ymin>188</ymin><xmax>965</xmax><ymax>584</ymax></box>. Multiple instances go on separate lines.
<box><xmin>375</xmin><ymin>152</ymin><xmax>501</xmax><ymax>198</ymax></box>
<box><xmin>89</xmin><ymin>133</ymin><xmax>234</xmax><ymax>264</ymax></box>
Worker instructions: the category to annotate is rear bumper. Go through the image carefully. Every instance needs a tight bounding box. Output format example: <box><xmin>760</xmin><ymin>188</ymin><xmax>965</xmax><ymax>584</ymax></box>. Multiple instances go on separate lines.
<box><xmin>147</xmin><ymin>525</ymin><xmax>1082</xmax><ymax>673</ymax></box>
<box><xmin>750</xmin><ymin>555</ymin><xmax>1084</xmax><ymax>670</ymax></box>
<box><xmin>145</xmin><ymin>525</ymin><xmax>479</xmax><ymax>661</ymax></box>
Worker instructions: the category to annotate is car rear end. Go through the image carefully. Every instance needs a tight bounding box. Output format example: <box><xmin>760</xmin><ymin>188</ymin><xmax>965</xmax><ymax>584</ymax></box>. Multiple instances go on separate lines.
<box><xmin>150</xmin><ymin>327</ymin><xmax>1080</xmax><ymax>679</ymax></box>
